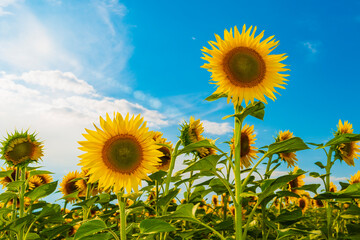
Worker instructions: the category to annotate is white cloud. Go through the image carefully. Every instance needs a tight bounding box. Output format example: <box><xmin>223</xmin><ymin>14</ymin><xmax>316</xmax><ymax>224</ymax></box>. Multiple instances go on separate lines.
<box><xmin>134</xmin><ymin>90</ymin><xmax>162</xmax><ymax>109</ymax></box>
<box><xmin>303</xmin><ymin>41</ymin><xmax>318</xmax><ymax>54</ymax></box>
<box><xmin>0</xmin><ymin>0</ymin><xmax>18</xmax><ymax>16</ymax></box>
<box><xmin>0</xmin><ymin>71</ymin><xmax>168</xmax><ymax>175</ymax></box>
<box><xmin>202</xmin><ymin>120</ymin><xmax>232</xmax><ymax>135</ymax></box>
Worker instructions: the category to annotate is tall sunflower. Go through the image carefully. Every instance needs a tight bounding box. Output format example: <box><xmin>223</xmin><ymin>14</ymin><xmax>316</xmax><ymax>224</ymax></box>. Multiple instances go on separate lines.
<box><xmin>297</xmin><ymin>195</ymin><xmax>309</xmax><ymax>213</ymax></box>
<box><xmin>151</xmin><ymin>131</ymin><xmax>173</xmax><ymax>171</ymax></box>
<box><xmin>230</xmin><ymin>124</ymin><xmax>258</xmax><ymax>168</ymax></box>
<box><xmin>276</xmin><ymin>130</ymin><xmax>298</xmax><ymax>168</ymax></box>
<box><xmin>78</xmin><ymin>113</ymin><xmax>162</xmax><ymax>193</ymax></box>
<box><xmin>335</xmin><ymin>120</ymin><xmax>360</xmax><ymax>166</ymax></box>
<box><xmin>0</xmin><ymin>130</ymin><xmax>43</xmax><ymax>166</ymax></box>
<box><xmin>201</xmin><ymin>25</ymin><xmax>289</xmax><ymax>106</ymax></box>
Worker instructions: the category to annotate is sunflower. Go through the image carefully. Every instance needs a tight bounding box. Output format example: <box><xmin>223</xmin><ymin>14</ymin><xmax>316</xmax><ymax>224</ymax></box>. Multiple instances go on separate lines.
<box><xmin>288</xmin><ymin>166</ymin><xmax>305</xmax><ymax>195</ymax></box>
<box><xmin>59</xmin><ymin>171</ymin><xmax>86</xmax><ymax>203</ymax></box>
<box><xmin>180</xmin><ymin>116</ymin><xmax>204</xmax><ymax>146</ymax></box>
<box><xmin>221</xmin><ymin>193</ymin><xmax>230</xmax><ymax>207</ymax></box>
<box><xmin>151</xmin><ymin>131</ymin><xmax>173</xmax><ymax>171</ymax></box>
<box><xmin>349</xmin><ymin>171</ymin><xmax>360</xmax><ymax>184</ymax></box>
<box><xmin>0</xmin><ymin>130</ymin><xmax>43</xmax><ymax>166</ymax></box>
<box><xmin>28</xmin><ymin>175</ymin><xmax>44</xmax><ymax>190</ymax></box>
<box><xmin>201</xmin><ymin>25</ymin><xmax>289</xmax><ymax>106</ymax></box>
<box><xmin>335</xmin><ymin>120</ymin><xmax>360</xmax><ymax>166</ymax></box>
<box><xmin>78</xmin><ymin>113</ymin><xmax>162</xmax><ymax>193</ymax></box>
<box><xmin>277</xmin><ymin>130</ymin><xmax>298</xmax><ymax>167</ymax></box>
<box><xmin>197</xmin><ymin>138</ymin><xmax>217</xmax><ymax>158</ymax></box>
<box><xmin>212</xmin><ymin>195</ymin><xmax>219</xmax><ymax>207</ymax></box>
<box><xmin>313</xmin><ymin>197</ymin><xmax>324</xmax><ymax>208</ymax></box>
<box><xmin>297</xmin><ymin>195</ymin><xmax>309</xmax><ymax>213</ymax></box>
<box><xmin>230</xmin><ymin>124</ymin><xmax>258</xmax><ymax>168</ymax></box>
<box><xmin>329</xmin><ymin>182</ymin><xmax>337</xmax><ymax>192</ymax></box>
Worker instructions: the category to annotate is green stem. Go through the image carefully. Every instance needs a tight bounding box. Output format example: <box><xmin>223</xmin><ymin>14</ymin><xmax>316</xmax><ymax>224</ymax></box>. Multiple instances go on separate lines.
<box><xmin>83</xmin><ymin>183</ymin><xmax>92</xmax><ymax>220</ymax></box>
<box><xmin>212</xmin><ymin>171</ymin><xmax>236</xmax><ymax>206</ymax></box>
<box><xmin>243</xmin><ymin>200</ymin><xmax>261</xmax><ymax>238</ymax></box>
<box><xmin>241</xmin><ymin>154</ymin><xmax>267</xmax><ymax>189</ymax></box>
<box><xmin>233</xmin><ymin>104</ymin><xmax>243</xmax><ymax>240</ymax></box>
<box><xmin>195</xmin><ymin>220</ymin><xmax>226</xmax><ymax>240</ymax></box>
<box><xmin>107</xmin><ymin>229</ymin><xmax>120</xmax><ymax>240</ymax></box>
<box><xmin>164</xmin><ymin>140</ymin><xmax>181</xmax><ymax>196</ymax></box>
<box><xmin>117</xmin><ymin>192</ymin><xmax>126</xmax><ymax>240</ymax></box>
<box><xmin>325</xmin><ymin>147</ymin><xmax>334</xmax><ymax>240</ymax></box>
<box><xmin>264</xmin><ymin>156</ymin><xmax>273</xmax><ymax>179</ymax></box>
<box><xmin>155</xmin><ymin>180</ymin><xmax>159</xmax><ymax>217</ymax></box>
<box><xmin>19</xmin><ymin>166</ymin><xmax>26</xmax><ymax>240</ymax></box>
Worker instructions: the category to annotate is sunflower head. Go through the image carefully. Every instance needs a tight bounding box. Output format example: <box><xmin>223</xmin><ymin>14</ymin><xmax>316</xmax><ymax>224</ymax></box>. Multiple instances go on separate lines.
<box><xmin>197</xmin><ymin>138</ymin><xmax>217</xmax><ymax>158</ymax></box>
<box><xmin>201</xmin><ymin>25</ymin><xmax>289</xmax><ymax>106</ymax></box>
<box><xmin>0</xmin><ymin>167</ymin><xmax>29</xmax><ymax>189</ymax></box>
<box><xmin>78</xmin><ymin>113</ymin><xmax>163</xmax><ymax>193</ymax></box>
<box><xmin>349</xmin><ymin>171</ymin><xmax>360</xmax><ymax>185</ymax></box>
<box><xmin>276</xmin><ymin>130</ymin><xmax>298</xmax><ymax>168</ymax></box>
<box><xmin>230</xmin><ymin>124</ymin><xmax>258</xmax><ymax>168</ymax></box>
<box><xmin>288</xmin><ymin>166</ymin><xmax>305</xmax><ymax>195</ymax></box>
<box><xmin>297</xmin><ymin>196</ymin><xmax>309</xmax><ymax>213</ymax></box>
<box><xmin>28</xmin><ymin>175</ymin><xmax>44</xmax><ymax>190</ymax></box>
<box><xmin>179</xmin><ymin>117</ymin><xmax>204</xmax><ymax>146</ymax></box>
<box><xmin>313</xmin><ymin>197</ymin><xmax>324</xmax><ymax>208</ymax></box>
<box><xmin>150</xmin><ymin>131</ymin><xmax>173</xmax><ymax>171</ymax></box>
<box><xmin>329</xmin><ymin>182</ymin><xmax>337</xmax><ymax>192</ymax></box>
<box><xmin>1</xmin><ymin>130</ymin><xmax>44</xmax><ymax>167</ymax></box>
<box><xmin>212</xmin><ymin>195</ymin><xmax>219</xmax><ymax>207</ymax></box>
<box><xmin>59</xmin><ymin>171</ymin><xmax>86</xmax><ymax>203</ymax></box>
<box><xmin>334</xmin><ymin>120</ymin><xmax>360</xmax><ymax>166</ymax></box>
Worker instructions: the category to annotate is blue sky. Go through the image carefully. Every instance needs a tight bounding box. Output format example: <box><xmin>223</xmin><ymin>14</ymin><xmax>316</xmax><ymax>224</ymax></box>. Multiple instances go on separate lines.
<box><xmin>0</xmin><ymin>0</ymin><xmax>359</xmax><ymax>197</ymax></box>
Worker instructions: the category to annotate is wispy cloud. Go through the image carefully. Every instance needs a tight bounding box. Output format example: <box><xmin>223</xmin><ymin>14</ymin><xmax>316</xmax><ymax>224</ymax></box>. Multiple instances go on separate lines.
<box><xmin>303</xmin><ymin>41</ymin><xmax>319</xmax><ymax>54</ymax></box>
<box><xmin>134</xmin><ymin>90</ymin><xmax>162</xmax><ymax>109</ymax></box>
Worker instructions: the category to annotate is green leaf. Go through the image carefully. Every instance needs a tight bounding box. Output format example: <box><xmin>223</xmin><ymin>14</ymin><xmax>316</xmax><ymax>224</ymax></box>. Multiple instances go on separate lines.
<box><xmin>159</xmin><ymin>203</ymin><xmax>198</xmax><ymax>221</ymax></box>
<box><xmin>26</xmin><ymin>181</ymin><xmax>58</xmax><ymax>201</ymax></box>
<box><xmin>182</xmin><ymin>154</ymin><xmax>224</xmax><ymax>173</ymax></box>
<box><xmin>267</xmin><ymin>137</ymin><xmax>309</xmax><ymax>156</ymax></box>
<box><xmin>74</xmin><ymin>219</ymin><xmax>108</xmax><ymax>240</ymax></box>
<box><xmin>309</xmin><ymin>172</ymin><xmax>320</xmax><ymax>178</ymax></box>
<box><xmin>148</xmin><ymin>170</ymin><xmax>167</xmax><ymax>182</ymax></box>
<box><xmin>276</xmin><ymin>191</ymin><xmax>300</xmax><ymax>198</ymax></box>
<box><xmin>277</xmin><ymin>228</ymin><xmax>321</xmax><ymax>239</ymax></box>
<box><xmin>319</xmin><ymin>133</ymin><xmax>360</xmax><ymax>149</ymax></box>
<box><xmin>29</xmin><ymin>170</ymin><xmax>53</xmax><ymax>178</ymax></box>
<box><xmin>222</xmin><ymin>101</ymin><xmax>265</xmax><ymax>121</ymax></box>
<box><xmin>176</xmin><ymin>140</ymin><xmax>216</xmax><ymax>156</ymax></box>
<box><xmin>140</xmin><ymin>219</ymin><xmax>176</xmax><ymax>234</ymax></box>
<box><xmin>295</xmin><ymin>184</ymin><xmax>321</xmax><ymax>194</ymax></box>
<box><xmin>25</xmin><ymin>233</ymin><xmax>41</xmax><ymax>240</ymax></box>
<box><xmin>209</xmin><ymin>178</ymin><xmax>233</xmax><ymax>195</ymax></box>
<box><xmin>96</xmin><ymin>193</ymin><xmax>111</xmax><ymax>204</ymax></box>
<box><xmin>77</xmin><ymin>233</ymin><xmax>113</xmax><ymax>240</ymax></box>
<box><xmin>205</xmin><ymin>92</ymin><xmax>228</xmax><ymax>102</ymax></box>
<box><xmin>0</xmin><ymin>170</ymin><xmax>14</xmax><ymax>178</ymax></box>
<box><xmin>0</xmin><ymin>192</ymin><xmax>16</xmax><ymax>203</ymax></box>
<box><xmin>157</xmin><ymin>189</ymin><xmax>180</xmax><ymax>208</ymax></box>
<box><xmin>314</xmin><ymin>161</ymin><xmax>325</xmax><ymax>169</ymax></box>
<box><xmin>6</xmin><ymin>180</ymin><xmax>24</xmax><ymax>189</ymax></box>
<box><xmin>40</xmin><ymin>224</ymin><xmax>72</xmax><ymax>239</ymax></box>
<box><xmin>75</xmin><ymin>196</ymin><xmax>99</xmax><ymax>208</ymax></box>
<box><xmin>274</xmin><ymin>209</ymin><xmax>303</xmax><ymax>223</ymax></box>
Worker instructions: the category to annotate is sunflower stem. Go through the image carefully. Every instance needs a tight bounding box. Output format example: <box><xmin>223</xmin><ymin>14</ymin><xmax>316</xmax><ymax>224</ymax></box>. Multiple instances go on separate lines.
<box><xmin>83</xmin><ymin>183</ymin><xmax>92</xmax><ymax>220</ymax></box>
<box><xmin>19</xmin><ymin>166</ymin><xmax>26</xmax><ymax>240</ymax></box>
<box><xmin>164</xmin><ymin>140</ymin><xmax>181</xmax><ymax>197</ymax></box>
<box><xmin>233</xmin><ymin>104</ymin><xmax>243</xmax><ymax>240</ymax></box>
<box><xmin>325</xmin><ymin>147</ymin><xmax>334</xmax><ymax>240</ymax></box>
<box><xmin>117</xmin><ymin>192</ymin><xmax>126</xmax><ymax>240</ymax></box>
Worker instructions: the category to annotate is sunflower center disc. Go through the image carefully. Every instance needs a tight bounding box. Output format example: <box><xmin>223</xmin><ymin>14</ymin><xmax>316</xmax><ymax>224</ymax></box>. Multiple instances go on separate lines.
<box><xmin>66</xmin><ymin>180</ymin><xmax>78</xmax><ymax>193</ymax></box>
<box><xmin>240</xmin><ymin>133</ymin><xmax>250</xmax><ymax>157</ymax></box>
<box><xmin>8</xmin><ymin>142</ymin><xmax>34</xmax><ymax>162</ymax></box>
<box><xmin>103</xmin><ymin>136</ymin><xmax>142</xmax><ymax>173</ymax></box>
<box><xmin>224</xmin><ymin>47</ymin><xmax>265</xmax><ymax>87</ymax></box>
<box><xmin>159</xmin><ymin>147</ymin><xmax>171</xmax><ymax>167</ymax></box>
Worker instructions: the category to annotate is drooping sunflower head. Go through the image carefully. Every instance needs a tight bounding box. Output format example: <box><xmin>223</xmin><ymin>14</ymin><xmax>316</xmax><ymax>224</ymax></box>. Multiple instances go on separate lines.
<box><xmin>201</xmin><ymin>25</ymin><xmax>289</xmax><ymax>106</ymax></box>
<box><xmin>329</xmin><ymin>182</ymin><xmax>337</xmax><ymax>193</ymax></box>
<box><xmin>288</xmin><ymin>166</ymin><xmax>305</xmax><ymax>195</ymax></box>
<box><xmin>0</xmin><ymin>130</ymin><xmax>44</xmax><ymax>166</ymax></box>
<box><xmin>180</xmin><ymin>116</ymin><xmax>204</xmax><ymax>146</ymax></box>
<box><xmin>334</xmin><ymin>120</ymin><xmax>360</xmax><ymax>166</ymax></box>
<box><xmin>59</xmin><ymin>171</ymin><xmax>86</xmax><ymax>203</ymax></box>
<box><xmin>150</xmin><ymin>131</ymin><xmax>173</xmax><ymax>171</ymax></box>
<box><xmin>230</xmin><ymin>124</ymin><xmax>258</xmax><ymax>168</ymax></box>
<box><xmin>78</xmin><ymin>113</ymin><xmax>163</xmax><ymax>193</ymax></box>
<box><xmin>349</xmin><ymin>171</ymin><xmax>360</xmax><ymax>185</ymax></box>
<box><xmin>276</xmin><ymin>130</ymin><xmax>298</xmax><ymax>168</ymax></box>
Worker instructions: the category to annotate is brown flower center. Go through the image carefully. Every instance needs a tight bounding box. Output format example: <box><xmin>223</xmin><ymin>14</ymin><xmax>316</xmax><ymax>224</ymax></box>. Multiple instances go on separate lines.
<box><xmin>240</xmin><ymin>133</ymin><xmax>250</xmax><ymax>157</ymax></box>
<box><xmin>102</xmin><ymin>135</ymin><xmax>143</xmax><ymax>174</ymax></box>
<box><xmin>7</xmin><ymin>142</ymin><xmax>35</xmax><ymax>163</ymax></box>
<box><xmin>158</xmin><ymin>146</ymin><xmax>171</xmax><ymax>168</ymax></box>
<box><xmin>223</xmin><ymin>47</ymin><xmax>266</xmax><ymax>87</ymax></box>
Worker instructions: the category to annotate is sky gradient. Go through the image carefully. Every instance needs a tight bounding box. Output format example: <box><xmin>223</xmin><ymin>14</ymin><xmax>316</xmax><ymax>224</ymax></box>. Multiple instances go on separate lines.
<box><xmin>0</xmin><ymin>0</ymin><xmax>359</xmax><ymax>198</ymax></box>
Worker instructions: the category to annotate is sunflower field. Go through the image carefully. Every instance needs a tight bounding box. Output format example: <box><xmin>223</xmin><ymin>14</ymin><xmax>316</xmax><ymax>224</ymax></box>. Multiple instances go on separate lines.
<box><xmin>0</xmin><ymin>25</ymin><xmax>360</xmax><ymax>240</ymax></box>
